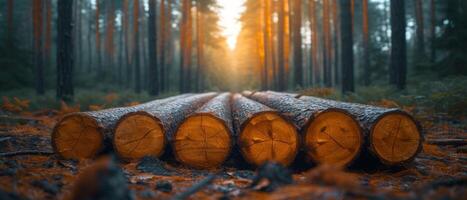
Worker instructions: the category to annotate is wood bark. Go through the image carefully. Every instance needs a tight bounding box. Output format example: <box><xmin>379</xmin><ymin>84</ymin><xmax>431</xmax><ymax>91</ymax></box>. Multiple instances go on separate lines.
<box><xmin>277</xmin><ymin>0</ymin><xmax>286</xmax><ymax>91</ymax></box>
<box><xmin>430</xmin><ymin>0</ymin><xmax>436</xmax><ymax>63</ymax></box>
<box><xmin>340</xmin><ymin>0</ymin><xmax>354</xmax><ymax>93</ymax></box>
<box><xmin>159</xmin><ymin>0</ymin><xmax>167</xmax><ymax>92</ymax></box>
<box><xmin>113</xmin><ymin>93</ymin><xmax>217</xmax><ymax>161</ymax></box>
<box><xmin>292</xmin><ymin>0</ymin><xmax>303</xmax><ymax>87</ymax></box>
<box><xmin>414</xmin><ymin>0</ymin><xmax>426</xmax><ymax>62</ymax></box>
<box><xmin>249</xmin><ymin>92</ymin><xmax>363</xmax><ymax>167</ymax></box>
<box><xmin>362</xmin><ymin>0</ymin><xmax>370</xmax><ymax>85</ymax></box>
<box><xmin>293</xmin><ymin>94</ymin><xmax>423</xmax><ymax>166</ymax></box>
<box><xmin>322</xmin><ymin>0</ymin><xmax>332</xmax><ymax>87</ymax></box>
<box><xmin>52</xmin><ymin>94</ymin><xmax>192</xmax><ymax>160</ymax></box>
<box><xmin>33</xmin><ymin>0</ymin><xmax>45</xmax><ymax>95</ymax></box>
<box><xmin>309</xmin><ymin>0</ymin><xmax>320</xmax><ymax>85</ymax></box>
<box><xmin>96</xmin><ymin>0</ymin><xmax>102</xmax><ymax>75</ymax></box>
<box><xmin>133</xmin><ymin>0</ymin><xmax>141</xmax><ymax>93</ymax></box>
<box><xmin>148</xmin><ymin>0</ymin><xmax>159</xmax><ymax>95</ymax></box>
<box><xmin>232</xmin><ymin>94</ymin><xmax>299</xmax><ymax>167</ymax></box>
<box><xmin>389</xmin><ymin>0</ymin><xmax>406</xmax><ymax>90</ymax></box>
<box><xmin>56</xmin><ymin>0</ymin><xmax>74</xmax><ymax>102</ymax></box>
<box><xmin>174</xmin><ymin>93</ymin><xmax>233</xmax><ymax>169</ymax></box>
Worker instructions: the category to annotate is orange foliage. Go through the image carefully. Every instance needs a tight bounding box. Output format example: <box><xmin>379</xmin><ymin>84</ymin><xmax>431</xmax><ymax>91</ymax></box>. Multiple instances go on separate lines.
<box><xmin>2</xmin><ymin>96</ymin><xmax>30</xmax><ymax>113</ymax></box>
<box><xmin>88</xmin><ymin>105</ymin><xmax>105</xmax><ymax>111</ymax></box>
<box><xmin>58</xmin><ymin>101</ymin><xmax>80</xmax><ymax>115</ymax></box>
<box><xmin>299</xmin><ymin>87</ymin><xmax>335</xmax><ymax>97</ymax></box>
<box><xmin>302</xmin><ymin>164</ymin><xmax>360</xmax><ymax>189</ymax></box>
<box><xmin>124</xmin><ymin>102</ymin><xmax>140</xmax><ymax>107</ymax></box>
<box><xmin>104</xmin><ymin>93</ymin><xmax>119</xmax><ymax>104</ymax></box>
<box><xmin>422</xmin><ymin>143</ymin><xmax>447</xmax><ymax>157</ymax></box>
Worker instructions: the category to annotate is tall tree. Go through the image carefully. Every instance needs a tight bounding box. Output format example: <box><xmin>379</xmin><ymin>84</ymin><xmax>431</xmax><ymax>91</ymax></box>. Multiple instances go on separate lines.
<box><xmin>322</xmin><ymin>0</ymin><xmax>332</xmax><ymax>86</ymax></box>
<box><xmin>148</xmin><ymin>0</ymin><xmax>159</xmax><ymax>95</ymax></box>
<box><xmin>133</xmin><ymin>0</ymin><xmax>141</xmax><ymax>93</ymax></box>
<box><xmin>362</xmin><ymin>0</ymin><xmax>370</xmax><ymax>85</ymax></box>
<box><xmin>33</xmin><ymin>0</ymin><xmax>45</xmax><ymax>94</ymax></box>
<box><xmin>430</xmin><ymin>0</ymin><xmax>436</xmax><ymax>63</ymax></box>
<box><xmin>340</xmin><ymin>0</ymin><xmax>354</xmax><ymax>93</ymax></box>
<box><xmin>292</xmin><ymin>0</ymin><xmax>303</xmax><ymax>87</ymax></box>
<box><xmin>159</xmin><ymin>0</ymin><xmax>167</xmax><ymax>92</ymax></box>
<box><xmin>331</xmin><ymin>0</ymin><xmax>340</xmax><ymax>85</ymax></box>
<box><xmin>195</xmin><ymin>1</ymin><xmax>204</xmax><ymax>92</ymax></box>
<box><xmin>414</xmin><ymin>0</ymin><xmax>426</xmax><ymax>63</ymax></box>
<box><xmin>389</xmin><ymin>0</ymin><xmax>406</xmax><ymax>90</ymax></box>
<box><xmin>95</xmin><ymin>0</ymin><xmax>102</xmax><ymax>75</ymax></box>
<box><xmin>123</xmin><ymin>0</ymin><xmax>132</xmax><ymax>88</ymax></box>
<box><xmin>180</xmin><ymin>0</ymin><xmax>193</xmax><ymax>92</ymax></box>
<box><xmin>6</xmin><ymin>0</ymin><xmax>14</xmax><ymax>46</ymax></box>
<box><xmin>277</xmin><ymin>0</ymin><xmax>286</xmax><ymax>91</ymax></box>
<box><xmin>57</xmin><ymin>0</ymin><xmax>74</xmax><ymax>101</ymax></box>
<box><xmin>309</xmin><ymin>0</ymin><xmax>320</xmax><ymax>85</ymax></box>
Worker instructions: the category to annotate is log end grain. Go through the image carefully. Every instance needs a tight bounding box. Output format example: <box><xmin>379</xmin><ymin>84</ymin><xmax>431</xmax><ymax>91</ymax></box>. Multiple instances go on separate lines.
<box><xmin>113</xmin><ymin>112</ymin><xmax>165</xmax><ymax>161</ymax></box>
<box><xmin>304</xmin><ymin>109</ymin><xmax>363</xmax><ymax>167</ymax></box>
<box><xmin>52</xmin><ymin>114</ymin><xmax>103</xmax><ymax>159</ymax></box>
<box><xmin>371</xmin><ymin>112</ymin><xmax>422</xmax><ymax>165</ymax></box>
<box><xmin>238</xmin><ymin>111</ymin><xmax>299</xmax><ymax>167</ymax></box>
<box><xmin>174</xmin><ymin>114</ymin><xmax>232</xmax><ymax>169</ymax></box>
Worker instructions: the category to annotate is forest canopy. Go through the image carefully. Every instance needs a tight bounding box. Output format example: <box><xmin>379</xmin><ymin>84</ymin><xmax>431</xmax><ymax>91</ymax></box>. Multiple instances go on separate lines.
<box><xmin>0</xmin><ymin>0</ymin><xmax>466</xmax><ymax>100</ymax></box>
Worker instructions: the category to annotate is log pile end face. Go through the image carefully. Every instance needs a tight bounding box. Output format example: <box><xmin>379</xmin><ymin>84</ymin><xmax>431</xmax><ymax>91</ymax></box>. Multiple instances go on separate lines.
<box><xmin>113</xmin><ymin>111</ymin><xmax>165</xmax><ymax>161</ymax></box>
<box><xmin>233</xmin><ymin>94</ymin><xmax>299</xmax><ymax>167</ymax></box>
<box><xmin>239</xmin><ymin>111</ymin><xmax>299</xmax><ymax>167</ymax></box>
<box><xmin>174</xmin><ymin>93</ymin><xmax>233</xmax><ymax>169</ymax></box>
<box><xmin>52</xmin><ymin>113</ymin><xmax>103</xmax><ymax>159</ymax></box>
<box><xmin>304</xmin><ymin>109</ymin><xmax>363</xmax><ymax>167</ymax></box>
<box><xmin>174</xmin><ymin>113</ymin><xmax>231</xmax><ymax>169</ymax></box>
<box><xmin>371</xmin><ymin>112</ymin><xmax>422</xmax><ymax>165</ymax></box>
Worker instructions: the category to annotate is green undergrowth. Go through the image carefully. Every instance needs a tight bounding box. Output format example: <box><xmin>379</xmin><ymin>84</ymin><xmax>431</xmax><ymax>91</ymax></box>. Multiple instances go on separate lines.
<box><xmin>297</xmin><ymin>75</ymin><xmax>467</xmax><ymax>121</ymax></box>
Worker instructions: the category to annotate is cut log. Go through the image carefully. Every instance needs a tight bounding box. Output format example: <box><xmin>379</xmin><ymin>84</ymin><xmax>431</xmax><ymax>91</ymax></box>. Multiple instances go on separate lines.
<box><xmin>113</xmin><ymin>93</ymin><xmax>217</xmax><ymax>161</ymax></box>
<box><xmin>232</xmin><ymin>94</ymin><xmax>299</xmax><ymax>167</ymax></box>
<box><xmin>52</xmin><ymin>94</ymin><xmax>192</xmax><ymax>160</ymax></box>
<box><xmin>246</xmin><ymin>92</ymin><xmax>363</xmax><ymax>167</ymax></box>
<box><xmin>292</xmin><ymin>93</ymin><xmax>423</xmax><ymax>166</ymax></box>
<box><xmin>173</xmin><ymin>93</ymin><xmax>233</xmax><ymax>169</ymax></box>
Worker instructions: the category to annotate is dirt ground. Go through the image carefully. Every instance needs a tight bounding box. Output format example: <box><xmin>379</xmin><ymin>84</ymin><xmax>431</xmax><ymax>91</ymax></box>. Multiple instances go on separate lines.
<box><xmin>0</xmin><ymin>109</ymin><xmax>465</xmax><ymax>200</ymax></box>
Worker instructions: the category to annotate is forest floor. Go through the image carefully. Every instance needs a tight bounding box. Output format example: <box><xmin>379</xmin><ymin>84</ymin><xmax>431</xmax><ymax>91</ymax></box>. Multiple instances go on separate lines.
<box><xmin>0</xmin><ymin>76</ymin><xmax>466</xmax><ymax>200</ymax></box>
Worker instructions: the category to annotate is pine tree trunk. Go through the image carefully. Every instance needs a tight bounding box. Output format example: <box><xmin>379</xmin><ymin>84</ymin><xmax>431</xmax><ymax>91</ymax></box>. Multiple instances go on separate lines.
<box><xmin>159</xmin><ymin>0</ymin><xmax>167</xmax><ymax>92</ymax></box>
<box><xmin>133</xmin><ymin>0</ymin><xmax>141</xmax><ymax>93</ymax></box>
<box><xmin>33</xmin><ymin>0</ymin><xmax>45</xmax><ymax>95</ymax></box>
<box><xmin>362</xmin><ymin>0</ymin><xmax>370</xmax><ymax>85</ymax></box>
<box><xmin>6</xmin><ymin>0</ymin><xmax>14</xmax><ymax>46</ymax></box>
<box><xmin>389</xmin><ymin>0</ymin><xmax>406</xmax><ymax>90</ymax></box>
<box><xmin>309</xmin><ymin>0</ymin><xmax>320</xmax><ymax>85</ymax></box>
<box><xmin>56</xmin><ymin>0</ymin><xmax>74</xmax><ymax>101</ymax></box>
<box><xmin>96</xmin><ymin>0</ymin><xmax>102</xmax><ymax>75</ymax></box>
<box><xmin>292</xmin><ymin>0</ymin><xmax>303</xmax><ymax>87</ymax></box>
<box><xmin>322</xmin><ymin>0</ymin><xmax>332</xmax><ymax>87</ymax></box>
<box><xmin>414</xmin><ymin>0</ymin><xmax>425</xmax><ymax>63</ymax></box>
<box><xmin>340</xmin><ymin>0</ymin><xmax>354</xmax><ymax>93</ymax></box>
<box><xmin>430</xmin><ymin>0</ymin><xmax>436</xmax><ymax>63</ymax></box>
<box><xmin>277</xmin><ymin>0</ymin><xmax>286</xmax><ymax>91</ymax></box>
<box><xmin>148</xmin><ymin>0</ymin><xmax>159</xmax><ymax>95</ymax></box>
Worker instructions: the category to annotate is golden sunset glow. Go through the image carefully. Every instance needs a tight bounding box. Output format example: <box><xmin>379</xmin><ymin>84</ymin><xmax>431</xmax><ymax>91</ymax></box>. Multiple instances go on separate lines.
<box><xmin>217</xmin><ymin>0</ymin><xmax>245</xmax><ymax>50</ymax></box>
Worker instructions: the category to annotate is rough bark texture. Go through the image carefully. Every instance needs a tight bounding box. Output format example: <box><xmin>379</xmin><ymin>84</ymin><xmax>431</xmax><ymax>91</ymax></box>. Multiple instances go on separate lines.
<box><xmin>232</xmin><ymin>94</ymin><xmax>276</xmax><ymax>135</ymax></box>
<box><xmin>56</xmin><ymin>0</ymin><xmax>74</xmax><ymax>101</ymax></box>
<box><xmin>340</xmin><ymin>0</ymin><xmax>354</xmax><ymax>93</ymax></box>
<box><xmin>389</xmin><ymin>0</ymin><xmax>406</xmax><ymax>90</ymax></box>
<box><xmin>173</xmin><ymin>93</ymin><xmax>233</xmax><ymax>168</ymax></box>
<box><xmin>192</xmin><ymin>93</ymin><xmax>234</xmax><ymax>134</ymax></box>
<box><xmin>52</xmin><ymin>94</ymin><xmax>192</xmax><ymax>159</ymax></box>
<box><xmin>250</xmin><ymin>92</ymin><xmax>363</xmax><ymax>166</ymax></box>
<box><xmin>232</xmin><ymin>93</ymin><xmax>299</xmax><ymax>167</ymax></box>
<box><xmin>245</xmin><ymin>92</ymin><xmax>324</xmax><ymax>131</ymax></box>
<box><xmin>296</xmin><ymin>94</ymin><xmax>423</xmax><ymax>165</ymax></box>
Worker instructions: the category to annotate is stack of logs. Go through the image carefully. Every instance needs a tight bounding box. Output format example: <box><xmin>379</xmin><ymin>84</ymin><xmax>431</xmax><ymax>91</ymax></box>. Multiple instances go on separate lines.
<box><xmin>52</xmin><ymin>92</ymin><xmax>423</xmax><ymax>169</ymax></box>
